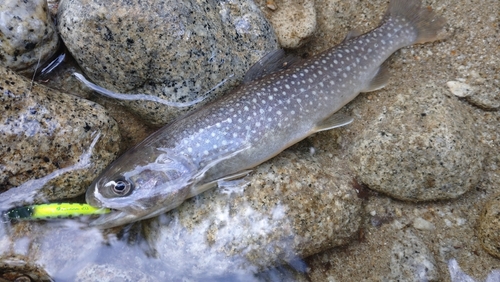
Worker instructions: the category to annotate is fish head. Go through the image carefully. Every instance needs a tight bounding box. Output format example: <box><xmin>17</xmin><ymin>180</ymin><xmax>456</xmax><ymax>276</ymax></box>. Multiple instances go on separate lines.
<box><xmin>86</xmin><ymin>147</ymin><xmax>194</xmax><ymax>228</ymax></box>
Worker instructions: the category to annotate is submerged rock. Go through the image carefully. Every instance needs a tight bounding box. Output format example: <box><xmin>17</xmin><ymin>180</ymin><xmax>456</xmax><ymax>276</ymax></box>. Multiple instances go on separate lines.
<box><xmin>0</xmin><ymin>66</ymin><xmax>120</xmax><ymax>206</ymax></box>
<box><xmin>57</xmin><ymin>0</ymin><xmax>278</xmax><ymax>125</ymax></box>
<box><xmin>477</xmin><ymin>193</ymin><xmax>500</xmax><ymax>259</ymax></box>
<box><xmin>389</xmin><ymin>230</ymin><xmax>438</xmax><ymax>281</ymax></box>
<box><xmin>141</xmin><ymin>149</ymin><xmax>362</xmax><ymax>278</ymax></box>
<box><xmin>349</xmin><ymin>84</ymin><xmax>484</xmax><ymax>201</ymax></box>
<box><xmin>0</xmin><ymin>0</ymin><xmax>59</xmax><ymax>76</ymax></box>
<box><xmin>448</xmin><ymin>259</ymin><xmax>500</xmax><ymax>282</ymax></box>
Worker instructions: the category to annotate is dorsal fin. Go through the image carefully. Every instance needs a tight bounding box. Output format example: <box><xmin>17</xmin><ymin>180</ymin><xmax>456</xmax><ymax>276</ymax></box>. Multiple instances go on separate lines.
<box><xmin>342</xmin><ymin>28</ymin><xmax>364</xmax><ymax>43</ymax></box>
<box><xmin>242</xmin><ymin>49</ymin><xmax>301</xmax><ymax>83</ymax></box>
<box><xmin>361</xmin><ymin>62</ymin><xmax>391</xmax><ymax>92</ymax></box>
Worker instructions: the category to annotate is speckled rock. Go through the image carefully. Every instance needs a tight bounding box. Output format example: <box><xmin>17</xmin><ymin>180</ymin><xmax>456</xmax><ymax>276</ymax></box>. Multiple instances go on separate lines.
<box><xmin>0</xmin><ymin>66</ymin><xmax>120</xmax><ymax>206</ymax></box>
<box><xmin>389</xmin><ymin>230</ymin><xmax>438</xmax><ymax>281</ymax></box>
<box><xmin>478</xmin><ymin>193</ymin><xmax>500</xmax><ymax>259</ymax></box>
<box><xmin>259</xmin><ymin>0</ymin><xmax>317</xmax><ymax>48</ymax></box>
<box><xmin>349</xmin><ymin>84</ymin><xmax>484</xmax><ymax>201</ymax></box>
<box><xmin>0</xmin><ymin>255</ymin><xmax>52</xmax><ymax>282</ymax></box>
<box><xmin>57</xmin><ymin>0</ymin><xmax>278</xmax><ymax>125</ymax></box>
<box><xmin>0</xmin><ymin>0</ymin><xmax>59</xmax><ymax>76</ymax></box>
<box><xmin>142</xmin><ymin>149</ymin><xmax>362</xmax><ymax>279</ymax></box>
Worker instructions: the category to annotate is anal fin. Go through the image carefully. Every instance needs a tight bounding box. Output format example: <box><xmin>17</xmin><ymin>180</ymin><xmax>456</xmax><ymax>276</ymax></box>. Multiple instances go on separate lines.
<box><xmin>361</xmin><ymin>63</ymin><xmax>391</xmax><ymax>92</ymax></box>
<box><xmin>313</xmin><ymin>112</ymin><xmax>353</xmax><ymax>133</ymax></box>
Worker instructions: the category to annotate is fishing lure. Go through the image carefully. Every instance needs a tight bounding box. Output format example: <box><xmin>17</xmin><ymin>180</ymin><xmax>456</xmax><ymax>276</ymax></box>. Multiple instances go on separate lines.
<box><xmin>3</xmin><ymin>203</ymin><xmax>110</xmax><ymax>221</ymax></box>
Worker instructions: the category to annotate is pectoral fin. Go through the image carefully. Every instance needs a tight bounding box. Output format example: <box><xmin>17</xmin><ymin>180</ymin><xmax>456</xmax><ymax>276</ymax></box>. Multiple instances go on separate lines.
<box><xmin>313</xmin><ymin>113</ymin><xmax>353</xmax><ymax>133</ymax></box>
<box><xmin>188</xmin><ymin>170</ymin><xmax>252</xmax><ymax>197</ymax></box>
<box><xmin>361</xmin><ymin>63</ymin><xmax>390</xmax><ymax>92</ymax></box>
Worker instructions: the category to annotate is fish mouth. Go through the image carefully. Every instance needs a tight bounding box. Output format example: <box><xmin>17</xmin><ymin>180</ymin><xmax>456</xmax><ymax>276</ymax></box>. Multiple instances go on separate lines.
<box><xmin>88</xmin><ymin>210</ymin><xmax>142</xmax><ymax>229</ymax></box>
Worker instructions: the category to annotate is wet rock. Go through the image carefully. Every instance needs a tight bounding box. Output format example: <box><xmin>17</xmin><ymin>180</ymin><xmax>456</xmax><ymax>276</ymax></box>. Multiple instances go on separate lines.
<box><xmin>0</xmin><ymin>66</ymin><xmax>120</xmax><ymax>206</ymax></box>
<box><xmin>141</xmin><ymin>149</ymin><xmax>362</xmax><ymax>279</ymax></box>
<box><xmin>389</xmin><ymin>230</ymin><xmax>438</xmax><ymax>281</ymax></box>
<box><xmin>260</xmin><ymin>0</ymin><xmax>317</xmax><ymax>48</ymax></box>
<box><xmin>349</xmin><ymin>84</ymin><xmax>484</xmax><ymax>201</ymax></box>
<box><xmin>57</xmin><ymin>0</ymin><xmax>278</xmax><ymax>125</ymax></box>
<box><xmin>448</xmin><ymin>259</ymin><xmax>500</xmax><ymax>282</ymax></box>
<box><xmin>0</xmin><ymin>0</ymin><xmax>59</xmax><ymax>76</ymax></box>
<box><xmin>477</xmin><ymin>193</ymin><xmax>500</xmax><ymax>259</ymax></box>
<box><xmin>76</xmin><ymin>263</ymin><xmax>156</xmax><ymax>282</ymax></box>
<box><xmin>0</xmin><ymin>255</ymin><xmax>53</xmax><ymax>282</ymax></box>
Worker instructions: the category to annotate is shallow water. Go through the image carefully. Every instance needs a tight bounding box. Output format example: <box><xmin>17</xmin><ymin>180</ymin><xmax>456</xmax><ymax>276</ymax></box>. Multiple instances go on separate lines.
<box><xmin>0</xmin><ymin>204</ymin><xmax>308</xmax><ymax>281</ymax></box>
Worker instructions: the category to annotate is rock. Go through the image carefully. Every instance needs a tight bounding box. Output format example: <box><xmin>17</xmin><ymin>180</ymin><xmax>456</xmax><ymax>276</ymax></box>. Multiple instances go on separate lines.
<box><xmin>448</xmin><ymin>259</ymin><xmax>477</xmax><ymax>282</ymax></box>
<box><xmin>76</xmin><ymin>264</ymin><xmax>156</xmax><ymax>282</ymax></box>
<box><xmin>413</xmin><ymin>217</ymin><xmax>435</xmax><ymax>231</ymax></box>
<box><xmin>448</xmin><ymin>258</ymin><xmax>500</xmax><ymax>282</ymax></box>
<box><xmin>0</xmin><ymin>255</ymin><xmax>53</xmax><ymax>282</ymax></box>
<box><xmin>477</xmin><ymin>193</ymin><xmax>500</xmax><ymax>259</ymax></box>
<box><xmin>142</xmin><ymin>149</ymin><xmax>362</xmax><ymax>279</ymax></box>
<box><xmin>447</xmin><ymin>77</ymin><xmax>499</xmax><ymax>111</ymax></box>
<box><xmin>260</xmin><ymin>0</ymin><xmax>317</xmax><ymax>48</ymax></box>
<box><xmin>389</xmin><ymin>230</ymin><xmax>438</xmax><ymax>281</ymax></box>
<box><xmin>447</xmin><ymin>81</ymin><xmax>474</xmax><ymax>98</ymax></box>
<box><xmin>465</xmin><ymin>73</ymin><xmax>500</xmax><ymax>110</ymax></box>
<box><xmin>0</xmin><ymin>66</ymin><xmax>120</xmax><ymax>206</ymax></box>
<box><xmin>57</xmin><ymin>0</ymin><xmax>278</xmax><ymax>125</ymax></box>
<box><xmin>349</xmin><ymin>84</ymin><xmax>484</xmax><ymax>201</ymax></box>
<box><xmin>0</xmin><ymin>0</ymin><xmax>59</xmax><ymax>76</ymax></box>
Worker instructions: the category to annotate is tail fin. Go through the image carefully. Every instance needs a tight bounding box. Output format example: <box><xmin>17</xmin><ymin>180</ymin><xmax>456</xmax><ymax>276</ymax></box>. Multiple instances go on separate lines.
<box><xmin>385</xmin><ymin>0</ymin><xmax>447</xmax><ymax>44</ymax></box>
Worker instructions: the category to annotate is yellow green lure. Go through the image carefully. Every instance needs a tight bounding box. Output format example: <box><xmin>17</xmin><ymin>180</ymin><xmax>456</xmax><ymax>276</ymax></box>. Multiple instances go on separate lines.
<box><xmin>4</xmin><ymin>203</ymin><xmax>110</xmax><ymax>220</ymax></box>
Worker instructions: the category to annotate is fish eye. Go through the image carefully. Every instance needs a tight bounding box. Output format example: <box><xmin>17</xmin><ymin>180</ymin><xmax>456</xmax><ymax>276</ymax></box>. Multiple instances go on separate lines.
<box><xmin>110</xmin><ymin>179</ymin><xmax>133</xmax><ymax>196</ymax></box>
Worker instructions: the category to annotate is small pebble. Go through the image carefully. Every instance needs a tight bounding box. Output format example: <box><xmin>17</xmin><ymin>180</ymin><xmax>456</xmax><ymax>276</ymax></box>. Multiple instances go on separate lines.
<box><xmin>0</xmin><ymin>0</ymin><xmax>59</xmax><ymax>75</ymax></box>
<box><xmin>413</xmin><ymin>217</ymin><xmax>435</xmax><ymax>230</ymax></box>
<box><xmin>447</xmin><ymin>81</ymin><xmax>474</xmax><ymax>97</ymax></box>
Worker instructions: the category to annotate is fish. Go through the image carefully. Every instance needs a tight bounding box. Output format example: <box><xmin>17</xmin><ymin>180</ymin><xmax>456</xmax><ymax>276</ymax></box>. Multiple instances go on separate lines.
<box><xmin>85</xmin><ymin>0</ymin><xmax>446</xmax><ymax>228</ymax></box>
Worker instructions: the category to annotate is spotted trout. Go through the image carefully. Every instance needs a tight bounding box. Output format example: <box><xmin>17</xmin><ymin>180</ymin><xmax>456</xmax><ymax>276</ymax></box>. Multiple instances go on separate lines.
<box><xmin>85</xmin><ymin>0</ymin><xmax>446</xmax><ymax>228</ymax></box>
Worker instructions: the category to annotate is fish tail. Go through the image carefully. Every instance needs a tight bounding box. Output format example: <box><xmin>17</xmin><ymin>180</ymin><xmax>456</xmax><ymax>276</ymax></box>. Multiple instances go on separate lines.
<box><xmin>384</xmin><ymin>0</ymin><xmax>447</xmax><ymax>44</ymax></box>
